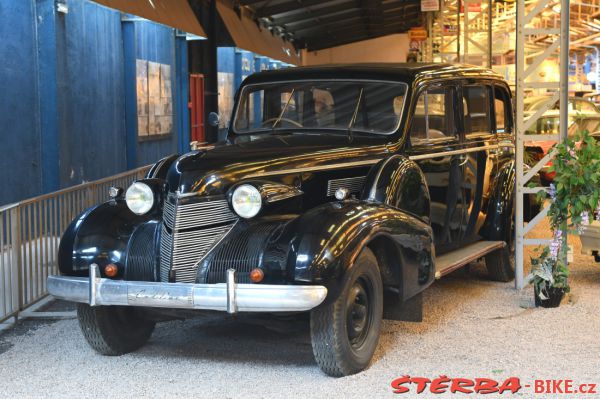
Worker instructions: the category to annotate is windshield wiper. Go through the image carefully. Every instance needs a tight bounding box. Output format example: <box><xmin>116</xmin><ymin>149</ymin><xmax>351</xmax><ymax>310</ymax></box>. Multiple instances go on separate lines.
<box><xmin>347</xmin><ymin>88</ymin><xmax>364</xmax><ymax>143</ymax></box>
<box><xmin>272</xmin><ymin>88</ymin><xmax>295</xmax><ymax>135</ymax></box>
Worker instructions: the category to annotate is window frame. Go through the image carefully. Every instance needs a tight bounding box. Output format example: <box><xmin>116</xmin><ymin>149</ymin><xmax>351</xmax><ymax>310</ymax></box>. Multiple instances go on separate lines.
<box><xmin>492</xmin><ymin>83</ymin><xmax>513</xmax><ymax>136</ymax></box>
<box><xmin>230</xmin><ymin>79</ymin><xmax>409</xmax><ymax>136</ymax></box>
<box><xmin>408</xmin><ymin>81</ymin><xmax>461</xmax><ymax>146</ymax></box>
<box><xmin>460</xmin><ymin>82</ymin><xmax>494</xmax><ymax>139</ymax></box>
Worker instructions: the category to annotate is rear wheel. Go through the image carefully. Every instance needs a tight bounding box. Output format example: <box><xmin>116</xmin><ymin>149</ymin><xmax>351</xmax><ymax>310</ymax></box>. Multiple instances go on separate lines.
<box><xmin>76</xmin><ymin>304</ymin><xmax>155</xmax><ymax>355</ymax></box>
<box><xmin>310</xmin><ymin>248</ymin><xmax>383</xmax><ymax>377</ymax></box>
<box><xmin>486</xmin><ymin>201</ymin><xmax>515</xmax><ymax>282</ymax></box>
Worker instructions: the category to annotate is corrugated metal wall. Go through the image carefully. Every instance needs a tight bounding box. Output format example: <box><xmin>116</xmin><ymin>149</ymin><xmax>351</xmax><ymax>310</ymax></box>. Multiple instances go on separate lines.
<box><xmin>58</xmin><ymin>1</ymin><xmax>128</xmax><ymax>187</ymax></box>
<box><xmin>0</xmin><ymin>1</ymin><xmax>43</xmax><ymax>203</ymax></box>
<box><xmin>0</xmin><ymin>0</ymin><xmax>188</xmax><ymax>206</ymax></box>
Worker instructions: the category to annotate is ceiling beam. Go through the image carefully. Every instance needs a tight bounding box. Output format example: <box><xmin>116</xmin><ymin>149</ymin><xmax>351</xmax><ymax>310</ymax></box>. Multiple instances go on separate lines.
<box><xmin>305</xmin><ymin>26</ymin><xmax>415</xmax><ymax>51</ymax></box>
<box><xmin>273</xmin><ymin>2</ymin><xmax>361</xmax><ymax>25</ymax></box>
<box><xmin>293</xmin><ymin>13</ymin><xmax>416</xmax><ymax>36</ymax></box>
<box><xmin>299</xmin><ymin>19</ymin><xmax>418</xmax><ymax>44</ymax></box>
<box><xmin>255</xmin><ymin>0</ymin><xmax>342</xmax><ymax>18</ymax></box>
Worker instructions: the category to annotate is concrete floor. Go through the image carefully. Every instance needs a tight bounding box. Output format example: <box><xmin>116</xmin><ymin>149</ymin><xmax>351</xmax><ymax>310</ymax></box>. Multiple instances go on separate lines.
<box><xmin>1</xmin><ymin>221</ymin><xmax>599</xmax><ymax>398</ymax></box>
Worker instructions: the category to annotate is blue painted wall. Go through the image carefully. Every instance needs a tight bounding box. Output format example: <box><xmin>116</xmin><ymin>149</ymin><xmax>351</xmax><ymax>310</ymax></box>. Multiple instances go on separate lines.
<box><xmin>0</xmin><ymin>1</ymin><xmax>43</xmax><ymax>203</ymax></box>
<box><xmin>125</xmin><ymin>17</ymin><xmax>181</xmax><ymax>167</ymax></box>
<box><xmin>58</xmin><ymin>1</ymin><xmax>128</xmax><ymax>186</ymax></box>
<box><xmin>0</xmin><ymin>0</ymin><xmax>189</xmax><ymax>206</ymax></box>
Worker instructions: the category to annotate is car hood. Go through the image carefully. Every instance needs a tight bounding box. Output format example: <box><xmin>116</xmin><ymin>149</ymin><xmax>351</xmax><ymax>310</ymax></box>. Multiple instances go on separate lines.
<box><xmin>166</xmin><ymin>133</ymin><xmax>392</xmax><ymax>196</ymax></box>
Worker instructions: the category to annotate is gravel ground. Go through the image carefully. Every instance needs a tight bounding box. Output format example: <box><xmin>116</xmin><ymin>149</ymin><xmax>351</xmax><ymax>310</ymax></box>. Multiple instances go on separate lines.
<box><xmin>1</xmin><ymin>220</ymin><xmax>599</xmax><ymax>399</ymax></box>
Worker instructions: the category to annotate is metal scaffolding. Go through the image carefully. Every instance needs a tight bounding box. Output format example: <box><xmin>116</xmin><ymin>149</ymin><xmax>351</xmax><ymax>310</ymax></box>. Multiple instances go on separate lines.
<box><xmin>514</xmin><ymin>0</ymin><xmax>570</xmax><ymax>289</ymax></box>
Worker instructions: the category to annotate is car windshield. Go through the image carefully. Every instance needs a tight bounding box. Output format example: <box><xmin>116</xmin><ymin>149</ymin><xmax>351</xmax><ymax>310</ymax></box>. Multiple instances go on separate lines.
<box><xmin>232</xmin><ymin>80</ymin><xmax>408</xmax><ymax>135</ymax></box>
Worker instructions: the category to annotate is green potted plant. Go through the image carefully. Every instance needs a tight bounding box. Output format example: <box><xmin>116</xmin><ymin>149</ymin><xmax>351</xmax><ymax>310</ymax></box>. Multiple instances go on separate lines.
<box><xmin>529</xmin><ymin>130</ymin><xmax>600</xmax><ymax>308</ymax></box>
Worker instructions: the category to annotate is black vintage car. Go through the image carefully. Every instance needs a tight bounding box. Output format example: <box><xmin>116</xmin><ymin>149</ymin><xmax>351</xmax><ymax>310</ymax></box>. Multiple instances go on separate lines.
<box><xmin>49</xmin><ymin>63</ymin><xmax>516</xmax><ymax>377</ymax></box>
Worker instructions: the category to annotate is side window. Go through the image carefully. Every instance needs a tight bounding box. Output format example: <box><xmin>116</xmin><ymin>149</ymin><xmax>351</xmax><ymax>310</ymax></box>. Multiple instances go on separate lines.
<box><xmin>410</xmin><ymin>86</ymin><xmax>456</xmax><ymax>142</ymax></box>
<box><xmin>463</xmin><ymin>85</ymin><xmax>492</xmax><ymax>135</ymax></box>
<box><xmin>493</xmin><ymin>85</ymin><xmax>512</xmax><ymax>134</ymax></box>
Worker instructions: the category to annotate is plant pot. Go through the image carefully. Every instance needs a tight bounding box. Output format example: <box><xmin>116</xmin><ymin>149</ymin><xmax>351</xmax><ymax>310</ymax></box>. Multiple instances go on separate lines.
<box><xmin>534</xmin><ymin>286</ymin><xmax>565</xmax><ymax>308</ymax></box>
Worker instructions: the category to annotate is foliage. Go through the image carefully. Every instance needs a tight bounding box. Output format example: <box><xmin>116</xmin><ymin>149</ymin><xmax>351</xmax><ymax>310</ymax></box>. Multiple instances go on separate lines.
<box><xmin>529</xmin><ymin>130</ymin><xmax>600</xmax><ymax>294</ymax></box>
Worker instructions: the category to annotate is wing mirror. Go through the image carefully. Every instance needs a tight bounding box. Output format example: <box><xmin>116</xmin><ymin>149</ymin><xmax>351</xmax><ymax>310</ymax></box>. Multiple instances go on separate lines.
<box><xmin>208</xmin><ymin>112</ymin><xmax>220</xmax><ymax>127</ymax></box>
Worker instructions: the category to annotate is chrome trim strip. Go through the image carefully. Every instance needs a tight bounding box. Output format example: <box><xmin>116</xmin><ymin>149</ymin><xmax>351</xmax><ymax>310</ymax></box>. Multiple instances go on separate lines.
<box><xmin>47</xmin><ymin>275</ymin><xmax>328</xmax><ymax>313</ymax></box>
<box><xmin>226</xmin><ymin>269</ymin><xmax>237</xmax><ymax>314</ymax></box>
<box><xmin>244</xmin><ymin>159</ymin><xmax>381</xmax><ymax>178</ymax></box>
<box><xmin>89</xmin><ymin>264</ymin><xmax>99</xmax><ymax>307</ymax></box>
<box><xmin>407</xmin><ymin>144</ymin><xmax>501</xmax><ymax>161</ymax></box>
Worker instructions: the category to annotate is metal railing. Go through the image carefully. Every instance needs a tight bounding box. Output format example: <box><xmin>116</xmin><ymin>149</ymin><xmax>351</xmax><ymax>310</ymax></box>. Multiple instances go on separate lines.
<box><xmin>0</xmin><ymin>166</ymin><xmax>149</xmax><ymax>323</ymax></box>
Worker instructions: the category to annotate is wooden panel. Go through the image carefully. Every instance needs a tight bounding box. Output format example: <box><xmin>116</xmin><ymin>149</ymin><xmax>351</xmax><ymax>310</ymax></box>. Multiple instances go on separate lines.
<box><xmin>217</xmin><ymin>0</ymin><xmax>301</xmax><ymax>65</ymax></box>
<box><xmin>94</xmin><ymin>0</ymin><xmax>206</xmax><ymax>37</ymax></box>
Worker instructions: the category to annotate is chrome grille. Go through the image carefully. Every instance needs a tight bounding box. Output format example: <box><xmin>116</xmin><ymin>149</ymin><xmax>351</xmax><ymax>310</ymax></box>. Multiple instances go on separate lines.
<box><xmin>327</xmin><ymin>176</ymin><xmax>367</xmax><ymax>197</ymax></box>
<box><xmin>159</xmin><ymin>196</ymin><xmax>237</xmax><ymax>283</ymax></box>
<box><xmin>160</xmin><ymin>226</ymin><xmax>173</xmax><ymax>282</ymax></box>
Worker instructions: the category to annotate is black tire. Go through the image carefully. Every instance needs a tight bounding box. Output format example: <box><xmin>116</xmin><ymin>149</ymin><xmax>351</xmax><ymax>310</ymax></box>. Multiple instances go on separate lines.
<box><xmin>486</xmin><ymin>197</ymin><xmax>515</xmax><ymax>282</ymax></box>
<box><xmin>76</xmin><ymin>304</ymin><xmax>155</xmax><ymax>356</ymax></box>
<box><xmin>310</xmin><ymin>248</ymin><xmax>383</xmax><ymax>377</ymax></box>
<box><xmin>486</xmin><ymin>246</ymin><xmax>514</xmax><ymax>282</ymax></box>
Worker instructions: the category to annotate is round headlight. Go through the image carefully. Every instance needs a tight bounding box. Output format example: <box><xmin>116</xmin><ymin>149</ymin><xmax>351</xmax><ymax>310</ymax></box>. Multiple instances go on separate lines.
<box><xmin>232</xmin><ymin>184</ymin><xmax>262</xmax><ymax>218</ymax></box>
<box><xmin>125</xmin><ymin>182</ymin><xmax>154</xmax><ymax>215</ymax></box>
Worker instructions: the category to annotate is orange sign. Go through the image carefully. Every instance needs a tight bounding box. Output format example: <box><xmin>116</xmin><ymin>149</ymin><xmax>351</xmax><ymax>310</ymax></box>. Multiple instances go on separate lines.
<box><xmin>408</xmin><ymin>27</ymin><xmax>428</xmax><ymax>41</ymax></box>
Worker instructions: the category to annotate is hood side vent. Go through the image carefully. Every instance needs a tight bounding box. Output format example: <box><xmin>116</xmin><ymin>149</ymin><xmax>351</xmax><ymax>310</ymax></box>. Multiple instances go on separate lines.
<box><xmin>327</xmin><ymin>176</ymin><xmax>367</xmax><ymax>197</ymax></box>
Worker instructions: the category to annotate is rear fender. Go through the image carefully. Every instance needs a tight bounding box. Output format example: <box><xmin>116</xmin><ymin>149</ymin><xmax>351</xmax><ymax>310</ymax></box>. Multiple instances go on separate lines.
<box><xmin>480</xmin><ymin>159</ymin><xmax>514</xmax><ymax>242</ymax></box>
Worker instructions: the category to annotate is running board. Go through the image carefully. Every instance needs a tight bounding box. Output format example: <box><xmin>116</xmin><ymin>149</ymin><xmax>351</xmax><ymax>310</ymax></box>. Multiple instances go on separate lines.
<box><xmin>434</xmin><ymin>241</ymin><xmax>506</xmax><ymax>279</ymax></box>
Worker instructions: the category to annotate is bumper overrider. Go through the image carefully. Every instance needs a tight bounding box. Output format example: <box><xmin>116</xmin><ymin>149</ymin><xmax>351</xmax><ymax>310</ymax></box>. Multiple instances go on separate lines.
<box><xmin>47</xmin><ymin>264</ymin><xmax>327</xmax><ymax>313</ymax></box>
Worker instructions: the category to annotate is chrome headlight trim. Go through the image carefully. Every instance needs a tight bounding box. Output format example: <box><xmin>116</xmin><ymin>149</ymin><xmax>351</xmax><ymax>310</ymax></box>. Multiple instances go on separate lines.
<box><xmin>231</xmin><ymin>184</ymin><xmax>262</xmax><ymax>218</ymax></box>
<box><xmin>125</xmin><ymin>182</ymin><xmax>155</xmax><ymax>215</ymax></box>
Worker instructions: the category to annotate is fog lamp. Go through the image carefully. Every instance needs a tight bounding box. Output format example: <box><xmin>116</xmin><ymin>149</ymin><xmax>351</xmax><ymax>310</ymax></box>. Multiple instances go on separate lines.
<box><xmin>249</xmin><ymin>268</ymin><xmax>264</xmax><ymax>283</ymax></box>
<box><xmin>104</xmin><ymin>263</ymin><xmax>118</xmax><ymax>278</ymax></box>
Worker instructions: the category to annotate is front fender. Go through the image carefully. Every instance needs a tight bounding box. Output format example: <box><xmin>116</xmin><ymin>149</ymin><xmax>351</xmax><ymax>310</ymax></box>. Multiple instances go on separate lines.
<box><xmin>265</xmin><ymin>201</ymin><xmax>434</xmax><ymax>301</ymax></box>
<box><xmin>58</xmin><ymin>200</ymin><xmax>156</xmax><ymax>277</ymax></box>
<box><xmin>362</xmin><ymin>155</ymin><xmax>430</xmax><ymax>223</ymax></box>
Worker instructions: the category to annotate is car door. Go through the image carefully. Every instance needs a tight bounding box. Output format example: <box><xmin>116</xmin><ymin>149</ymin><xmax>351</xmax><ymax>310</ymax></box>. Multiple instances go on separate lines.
<box><xmin>459</xmin><ymin>82</ymin><xmax>498</xmax><ymax>243</ymax></box>
<box><xmin>407</xmin><ymin>82</ymin><xmax>464</xmax><ymax>254</ymax></box>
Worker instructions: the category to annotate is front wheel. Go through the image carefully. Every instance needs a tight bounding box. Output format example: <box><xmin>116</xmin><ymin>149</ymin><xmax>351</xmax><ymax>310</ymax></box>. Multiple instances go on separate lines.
<box><xmin>310</xmin><ymin>248</ymin><xmax>383</xmax><ymax>377</ymax></box>
<box><xmin>76</xmin><ymin>304</ymin><xmax>155</xmax><ymax>356</ymax></box>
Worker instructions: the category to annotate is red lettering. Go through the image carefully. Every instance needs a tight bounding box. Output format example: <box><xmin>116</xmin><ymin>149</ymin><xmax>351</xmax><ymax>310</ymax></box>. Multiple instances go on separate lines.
<box><xmin>534</xmin><ymin>380</ymin><xmax>545</xmax><ymax>393</ymax></box>
<box><xmin>498</xmin><ymin>377</ymin><xmax>522</xmax><ymax>394</ymax></box>
<box><xmin>390</xmin><ymin>375</ymin><xmax>411</xmax><ymax>394</ymax></box>
<box><xmin>552</xmin><ymin>380</ymin><xmax>564</xmax><ymax>393</ymax></box>
<box><xmin>564</xmin><ymin>380</ymin><xmax>573</xmax><ymax>394</ymax></box>
<box><xmin>450</xmin><ymin>378</ymin><xmax>474</xmax><ymax>394</ymax></box>
<box><xmin>411</xmin><ymin>377</ymin><xmax>431</xmax><ymax>394</ymax></box>
<box><xmin>588</xmin><ymin>383</ymin><xmax>597</xmax><ymax>394</ymax></box>
<box><xmin>430</xmin><ymin>375</ymin><xmax>450</xmax><ymax>394</ymax></box>
<box><xmin>474</xmin><ymin>378</ymin><xmax>499</xmax><ymax>394</ymax></box>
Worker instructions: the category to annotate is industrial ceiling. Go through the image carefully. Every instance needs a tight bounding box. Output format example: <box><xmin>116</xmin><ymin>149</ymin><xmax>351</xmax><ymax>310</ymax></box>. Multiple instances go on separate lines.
<box><xmin>237</xmin><ymin>0</ymin><xmax>423</xmax><ymax>51</ymax></box>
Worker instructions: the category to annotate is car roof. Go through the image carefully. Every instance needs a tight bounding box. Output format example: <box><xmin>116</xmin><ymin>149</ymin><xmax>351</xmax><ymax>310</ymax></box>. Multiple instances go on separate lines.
<box><xmin>243</xmin><ymin>63</ymin><xmax>505</xmax><ymax>86</ymax></box>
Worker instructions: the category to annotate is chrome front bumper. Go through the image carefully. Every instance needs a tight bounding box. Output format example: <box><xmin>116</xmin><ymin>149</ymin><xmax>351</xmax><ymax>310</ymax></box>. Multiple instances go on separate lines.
<box><xmin>47</xmin><ymin>265</ymin><xmax>327</xmax><ymax>313</ymax></box>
